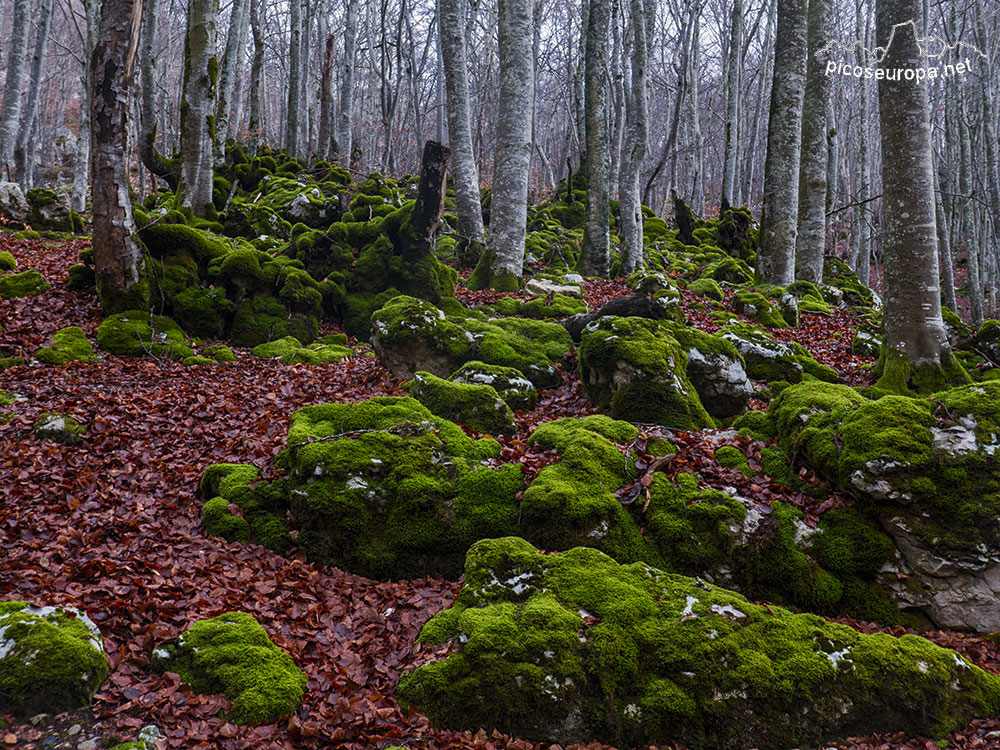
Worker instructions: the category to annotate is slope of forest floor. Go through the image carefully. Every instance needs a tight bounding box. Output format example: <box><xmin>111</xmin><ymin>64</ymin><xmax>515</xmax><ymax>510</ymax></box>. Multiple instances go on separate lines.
<box><xmin>2</xmin><ymin>235</ymin><xmax>1000</xmax><ymax>750</ymax></box>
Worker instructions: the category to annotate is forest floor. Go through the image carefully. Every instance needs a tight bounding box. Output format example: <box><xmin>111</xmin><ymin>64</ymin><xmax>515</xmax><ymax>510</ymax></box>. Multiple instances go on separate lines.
<box><xmin>2</xmin><ymin>234</ymin><xmax>1000</xmax><ymax>750</ymax></box>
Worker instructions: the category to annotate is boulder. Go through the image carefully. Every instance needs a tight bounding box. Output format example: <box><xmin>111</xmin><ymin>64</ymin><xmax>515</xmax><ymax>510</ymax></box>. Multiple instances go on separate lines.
<box><xmin>0</xmin><ymin>269</ymin><xmax>51</xmax><ymax>299</ymax></box>
<box><xmin>34</xmin><ymin>413</ymin><xmax>86</xmax><ymax>445</ymax></box>
<box><xmin>449</xmin><ymin>361</ymin><xmax>539</xmax><ymax>411</ymax></box>
<box><xmin>0</xmin><ymin>602</ymin><xmax>109</xmax><ymax>715</ymax></box>
<box><xmin>667</xmin><ymin>325</ymin><xmax>753</xmax><ymax>419</ymax></box>
<box><xmin>731</xmin><ymin>289</ymin><xmax>789</xmax><ymax>328</ymax></box>
<box><xmin>26</xmin><ymin>188</ymin><xmax>74</xmax><ymax>232</ymax></box>
<box><xmin>404</xmin><ymin>371</ymin><xmax>516</xmax><ymax>434</ymax></box>
<box><xmin>151</xmin><ymin>612</ymin><xmax>306</xmax><ymax>724</ymax></box>
<box><xmin>398</xmin><ymin>538</ymin><xmax>1000</xmax><ymax>750</ymax></box>
<box><xmin>0</xmin><ymin>181</ymin><xmax>28</xmax><ymax>226</ymax></box>
<box><xmin>34</xmin><ymin>326</ymin><xmax>97</xmax><ymax>365</ymax></box>
<box><xmin>718</xmin><ymin>321</ymin><xmax>838</xmax><ymax>383</ymax></box>
<box><xmin>525</xmin><ymin>277</ymin><xmax>583</xmax><ymax>298</ymax></box>
<box><xmin>97</xmin><ymin>310</ymin><xmax>194</xmax><ymax>361</ymax></box>
<box><xmin>768</xmin><ymin>380</ymin><xmax>1000</xmax><ymax>630</ymax></box>
<box><xmin>578</xmin><ymin>316</ymin><xmax>713</xmax><ymax>429</ymax></box>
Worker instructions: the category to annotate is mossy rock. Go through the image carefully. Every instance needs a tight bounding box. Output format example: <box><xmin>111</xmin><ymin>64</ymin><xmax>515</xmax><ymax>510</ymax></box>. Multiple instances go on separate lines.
<box><xmin>852</xmin><ymin>316</ymin><xmax>883</xmax><ymax>357</ymax></box>
<box><xmin>714</xmin><ymin>445</ymin><xmax>752</xmax><ymax>476</ymax></box>
<box><xmin>251</xmin><ymin>336</ymin><xmax>303</xmax><ymax>360</ymax></box>
<box><xmin>664</xmin><ymin>323</ymin><xmax>754</xmax><ymax>420</ymax></box>
<box><xmin>203</xmin><ymin>344</ymin><xmax>236</xmax><ymax>362</ymax></box>
<box><xmin>398</xmin><ymin>538</ymin><xmax>1000</xmax><ymax>749</ymax></box>
<box><xmin>181</xmin><ymin>356</ymin><xmax>215</xmax><ymax>366</ymax></box>
<box><xmin>282</xmin><ymin>342</ymin><xmax>352</xmax><ymax>364</ymax></box>
<box><xmin>0</xmin><ymin>251</ymin><xmax>15</xmax><ymax>271</ymax></box>
<box><xmin>718</xmin><ymin>322</ymin><xmax>837</xmax><ymax>383</ymax></box>
<box><xmin>34</xmin><ymin>413</ymin><xmax>86</xmax><ymax>445</ymax></box>
<box><xmin>0</xmin><ymin>602</ymin><xmax>109</xmax><ymax>716</ymax></box>
<box><xmin>485</xmin><ymin>293</ymin><xmax>586</xmax><ymax>320</ymax></box>
<box><xmin>404</xmin><ymin>371</ymin><xmax>515</xmax><ymax>435</ymax></box>
<box><xmin>578</xmin><ymin>316</ymin><xmax>713</xmax><ymax>429</ymax></box>
<box><xmin>96</xmin><ymin>310</ymin><xmax>194</xmax><ymax>360</ymax></box>
<box><xmin>150</xmin><ymin>612</ymin><xmax>306</xmax><ymax>724</ymax></box>
<box><xmin>823</xmin><ymin>256</ymin><xmax>878</xmax><ymax>308</ymax></box>
<box><xmin>230</xmin><ymin>294</ymin><xmax>317</xmax><ymax>347</ymax></box>
<box><xmin>199</xmin><ymin>463</ymin><xmax>288</xmax><ymax>550</ymax></box>
<box><xmin>731</xmin><ymin>289</ymin><xmax>789</xmax><ymax>328</ymax></box>
<box><xmin>449</xmin><ymin>361</ymin><xmax>539</xmax><ymax>411</ymax></box>
<box><xmin>0</xmin><ymin>269</ymin><xmax>51</xmax><ymax>298</ymax></box>
<box><xmin>699</xmin><ymin>257</ymin><xmax>751</xmax><ymax>285</ymax></box>
<box><xmin>34</xmin><ymin>326</ymin><xmax>97</xmax><ymax>364</ymax></box>
<box><xmin>686</xmin><ymin>277</ymin><xmax>723</xmax><ymax>301</ymax></box>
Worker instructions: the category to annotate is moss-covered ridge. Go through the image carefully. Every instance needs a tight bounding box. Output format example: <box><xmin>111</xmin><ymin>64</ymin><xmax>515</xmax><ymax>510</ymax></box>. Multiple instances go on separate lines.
<box><xmin>398</xmin><ymin>538</ymin><xmax>1000</xmax><ymax>750</ymax></box>
<box><xmin>0</xmin><ymin>601</ymin><xmax>109</xmax><ymax>715</ymax></box>
<box><xmin>150</xmin><ymin>612</ymin><xmax>306</xmax><ymax>724</ymax></box>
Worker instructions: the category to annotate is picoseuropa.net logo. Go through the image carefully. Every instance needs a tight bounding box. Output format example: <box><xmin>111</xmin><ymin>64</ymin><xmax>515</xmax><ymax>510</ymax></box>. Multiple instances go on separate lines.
<box><xmin>818</xmin><ymin>18</ymin><xmax>986</xmax><ymax>84</ymax></box>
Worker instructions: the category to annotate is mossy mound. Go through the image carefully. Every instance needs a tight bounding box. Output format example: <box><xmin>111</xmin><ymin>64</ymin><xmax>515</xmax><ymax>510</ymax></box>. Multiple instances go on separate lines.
<box><xmin>664</xmin><ymin>323</ymin><xmax>753</xmax><ymax>420</ymax></box>
<box><xmin>449</xmin><ymin>361</ymin><xmax>539</xmax><ymax>411</ymax></box>
<box><xmin>718</xmin><ymin>321</ymin><xmax>838</xmax><ymax>383</ymax></box>
<box><xmin>578</xmin><ymin>316</ymin><xmax>713</xmax><ymax>429</ymax></box>
<box><xmin>96</xmin><ymin>310</ymin><xmax>194</xmax><ymax>360</ymax></box>
<box><xmin>0</xmin><ymin>251</ymin><xmax>15</xmax><ymax>271</ymax></box>
<box><xmin>0</xmin><ymin>269</ymin><xmax>51</xmax><ymax>298</ymax></box>
<box><xmin>686</xmin><ymin>277</ymin><xmax>723</xmax><ymax>301</ymax></box>
<box><xmin>0</xmin><ymin>601</ymin><xmax>109</xmax><ymax>715</ymax></box>
<box><xmin>731</xmin><ymin>289</ymin><xmax>789</xmax><ymax>328</ymax></box>
<box><xmin>484</xmin><ymin>293</ymin><xmax>587</xmax><ymax>320</ymax></box>
<box><xmin>202</xmin><ymin>344</ymin><xmax>236</xmax><ymax>362</ymax></box>
<box><xmin>404</xmin><ymin>371</ymin><xmax>516</xmax><ymax>435</ymax></box>
<box><xmin>150</xmin><ymin>612</ymin><xmax>306</xmax><ymax>724</ymax></box>
<box><xmin>823</xmin><ymin>256</ymin><xmax>878</xmax><ymax>308</ymax></box>
<box><xmin>370</xmin><ymin>296</ymin><xmax>570</xmax><ymax>388</ymax></box>
<box><xmin>398</xmin><ymin>538</ymin><xmax>1000</xmax><ymax>750</ymax></box>
<box><xmin>34</xmin><ymin>413</ymin><xmax>86</xmax><ymax>445</ymax></box>
<box><xmin>699</xmin><ymin>257</ymin><xmax>752</xmax><ymax>285</ymax></box>
<box><xmin>852</xmin><ymin>315</ymin><xmax>883</xmax><ymax>357</ymax></box>
<box><xmin>34</xmin><ymin>326</ymin><xmax>97</xmax><ymax>364</ymax></box>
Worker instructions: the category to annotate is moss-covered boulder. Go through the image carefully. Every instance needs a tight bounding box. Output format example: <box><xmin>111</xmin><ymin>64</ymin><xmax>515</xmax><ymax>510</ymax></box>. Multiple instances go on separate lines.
<box><xmin>718</xmin><ymin>321</ymin><xmax>838</xmax><ymax>383</ymax></box>
<box><xmin>34</xmin><ymin>326</ymin><xmax>97</xmax><ymax>364</ymax></box>
<box><xmin>686</xmin><ymin>277</ymin><xmax>724</xmax><ymax>301</ymax></box>
<box><xmin>731</xmin><ymin>289</ymin><xmax>789</xmax><ymax>328</ymax></box>
<box><xmin>768</xmin><ymin>380</ymin><xmax>1000</xmax><ymax>630</ymax></box>
<box><xmin>823</xmin><ymin>256</ymin><xmax>879</xmax><ymax>308</ymax></box>
<box><xmin>0</xmin><ymin>269</ymin><xmax>51</xmax><ymax>298</ymax></box>
<box><xmin>34</xmin><ymin>413</ymin><xmax>86</xmax><ymax>445</ymax></box>
<box><xmin>25</xmin><ymin>188</ymin><xmax>75</xmax><ymax>232</ymax></box>
<box><xmin>578</xmin><ymin>316</ymin><xmax>713</xmax><ymax>429</ymax></box>
<box><xmin>449</xmin><ymin>361</ymin><xmax>539</xmax><ymax>411</ymax></box>
<box><xmin>0</xmin><ymin>602</ymin><xmax>109</xmax><ymax>715</ymax></box>
<box><xmin>203</xmin><ymin>344</ymin><xmax>236</xmax><ymax>362</ymax></box>
<box><xmin>666</xmin><ymin>324</ymin><xmax>753</xmax><ymax>420</ymax></box>
<box><xmin>404</xmin><ymin>371</ymin><xmax>516</xmax><ymax>435</ymax></box>
<box><xmin>852</xmin><ymin>315</ymin><xmax>883</xmax><ymax>357</ymax></box>
<box><xmin>398</xmin><ymin>538</ymin><xmax>1000</xmax><ymax>750</ymax></box>
<box><xmin>97</xmin><ymin>311</ymin><xmax>194</xmax><ymax>360</ymax></box>
<box><xmin>150</xmin><ymin>612</ymin><xmax>306</xmax><ymax>724</ymax></box>
<box><xmin>370</xmin><ymin>295</ymin><xmax>570</xmax><ymax>387</ymax></box>
<box><xmin>0</xmin><ymin>251</ymin><xmax>15</xmax><ymax>271</ymax></box>
<box><xmin>0</xmin><ymin>181</ymin><xmax>28</xmax><ymax>226</ymax></box>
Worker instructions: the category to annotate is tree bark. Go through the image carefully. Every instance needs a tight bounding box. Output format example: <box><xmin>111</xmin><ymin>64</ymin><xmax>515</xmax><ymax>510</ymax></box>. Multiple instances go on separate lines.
<box><xmin>334</xmin><ymin>0</ymin><xmax>359</xmax><ymax>163</ymax></box>
<box><xmin>71</xmin><ymin>0</ymin><xmax>102</xmax><ymax>211</ymax></box>
<box><xmin>0</xmin><ymin>0</ymin><xmax>30</xmax><ymax>177</ymax></box>
<box><xmin>619</xmin><ymin>0</ymin><xmax>651</xmax><ymax>274</ymax></box>
<box><xmin>178</xmin><ymin>0</ymin><xmax>218</xmax><ymax>217</ymax></box>
<box><xmin>91</xmin><ymin>0</ymin><xmax>147</xmax><ymax>314</ymax></box>
<box><xmin>138</xmin><ymin>0</ymin><xmax>177</xmax><ymax>186</ymax></box>
<box><xmin>439</xmin><ymin>0</ymin><xmax>486</xmax><ymax>253</ymax></box>
<box><xmin>759</xmin><ymin>0</ymin><xmax>807</xmax><ymax>286</ymax></box>
<box><xmin>215</xmin><ymin>0</ymin><xmax>251</xmax><ymax>161</ymax></box>
<box><xmin>317</xmin><ymin>31</ymin><xmax>335</xmax><ymax>160</ymax></box>
<box><xmin>13</xmin><ymin>0</ymin><xmax>56</xmax><ymax>188</ymax></box>
<box><xmin>285</xmin><ymin>0</ymin><xmax>303</xmax><ymax>158</ymax></box>
<box><xmin>247</xmin><ymin>0</ymin><xmax>263</xmax><ymax>154</ymax></box>
<box><xmin>467</xmin><ymin>0</ymin><xmax>532</xmax><ymax>290</ymax></box>
<box><xmin>794</xmin><ymin>0</ymin><xmax>832</xmax><ymax>284</ymax></box>
<box><xmin>579</xmin><ymin>0</ymin><xmax>611</xmax><ymax>278</ymax></box>
<box><xmin>720</xmin><ymin>0</ymin><xmax>743</xmax><ymax>211</ymax></box>
<box><xmin>875</xmin><ymin>0</ymin><xmax>965</xmax><ymax>393</ymax></box>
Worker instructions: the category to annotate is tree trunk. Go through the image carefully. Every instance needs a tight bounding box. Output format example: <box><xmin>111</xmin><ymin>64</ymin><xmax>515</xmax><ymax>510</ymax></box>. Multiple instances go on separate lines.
<box><xmin>138</xmin><ymin>0</ymin><xmax>176</xmax><ymax>186</ymax></box>
<box><xmin>467</xmin><ymin>0</ymin><xmax>532</xmax><ymax>291</ymax></box>
<box><xmin>720</xmin><ymin>0</ymin><xmax>743</xmax><ymax>211</ymax></box>
<box><xmin>285</xmin><ymin>0</ymin><xmax>303</xmax><ymax>158</ymax></box>
<box><xmin>439</xmin><ymin>0</ymin><xmax>486</xmax><ymax>254</ymax></box>
<box><xmin>957</xmin><ymin>90</ymin><xmax>983</xmax><ymax>326</ymax></box>
<box><xmin>685</xmin><ymin>23</ymin><xmax>704</xmax><ymax>214</ymax></box>
<box><xmin>91</xmin><ymin>0</ymin><xmax>147</xmax><ymax>315</ymax></box>
<box><xmin>71</xmin><ymin>0</ymin><xmax>102</xmax><ymax>211</ymax></box>
<box><xmin>853</xmin><ymin>0</ymin><xmax>871</xmax><ymax>285</ymax></box>
<box><xmin>935</xmin><ymin>161</ymin><xmax>957</xmax><ymax>313</ymax></box>
<box><xmin>215</xmin><ymin>0</ymin><xmax>251</xmax><ymax>162</ymax></box>
<box><xmin>334</xmin><ymin>0</ymin><xmax>359</xmax><ymax>163</ymax></box>
<box><xmin>759</xmin><ymin>0</ymin><xmax>807</xmax><ymax>286</ymax></box>
<box><xmin>579</xmin><ymin>0</ymin><xmax>611</xmax><ymax>278</ymax></box>
<box><xmin>976</xmin><ymin>0</ymin><xmax>1000</xmax><ymax>320</ymax></box>
<box><xmin>317</xmin><ymin>31</ymin><xmax>335</xmax><ymax>159</ymax></box>
<box><xmin>247</xmin><ymin>0</ymin><xmax>263</xmax><ymax>154</ymax></box>
<box><xmin>794</xmin><ymin>0</ymin><xmax>832</xmax><ymax>284</ymax></box>
<box><xmin>178</xmin><ymin>0</ymin><xmax>218</xmax><ymax>217</ymax></box>
<box><xmin>875</xmin><ymin>0</ymin><xmax>965</xmax><ymax>393</ymax></box>
<box><xmin>0</xmin><ymin>0</ymin><xmax>30</xmax><ymax>177</ymax></box>
<box><xmin>13</xmin><ymin>0</ymin><xmax>56</xmax><ymax>187</ymax></box>
<box><xmin>619</xmin><ymin>0</ymin><xmax>650</xmax><ymax>275</ymax></box>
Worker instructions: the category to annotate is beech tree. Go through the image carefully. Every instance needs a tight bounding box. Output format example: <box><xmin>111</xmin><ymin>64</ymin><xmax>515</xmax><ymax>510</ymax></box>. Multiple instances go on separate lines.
<box><xmin>578</xmin><ymin>0</ymin><xmax>611</xmax><ymax>278</ymax></box>
<box><xmin>13</xmin><ymin>0</ymin><xmax>56</xmax><ymax>187</ymax></box>
<box><xmin>0</xmin><ymin>0</ymin><xmax>30</xmax><ymax>176</ymax></box>
<box><xmin>759</xmin><ymin>0</ymin><xmax>807</xmax><ymax>286</ymax></box>
<box><xmin>178</xmin><ymin>0</ymin><xmax>219</xmax><ymax>217</ymax></box>
<box><xmin>720</xmin><ymin>0</ymin><xmax>743</xmax><ymax>211</ymax></box>
<box><xmin>874</xmin><ymin>0</ymin><xmax>966</xmax><ymax>392</ymax></box>
<box><xmin>91</xmin><ymin>0</ymin><xmax>147</xmax><ymax>314</ymax></box>
<box><xmin>216</xmin><ymin>0</ymin><xmax>251</xmax><ymax>161</ymax></box>
<box><xmin>619</xmin><ymin>0</ymin><xmax>652</xmax><ymax>274</ymax></box>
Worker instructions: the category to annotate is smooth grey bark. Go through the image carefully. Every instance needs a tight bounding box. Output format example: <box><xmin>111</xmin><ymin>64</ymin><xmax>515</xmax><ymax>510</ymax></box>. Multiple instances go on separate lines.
<box><xmin>957</xmin><ymin>89</ymin><xmax>983</xmax><ymax>325</ymax></box>
<box><xmin>608</xmin><ymin>0</ymin><xmax>623</xmax><ymax>197</ymax></box>
<box><xmin>138</xmin><ymin>0</ymin><xmax>174</xmax><ymax>184</ymax></box>
<box><xmin>759</xmin><ymin>0</ymin><xmax>807</xmax><ymax>286</ymax></box>
<box><xmin>720</xmin><ymin>0</ymin><xmax>743</xmax><ymax>210</ymax></box>
<box><xmin>285</xmin><ymin>0</ymin><xmax>303</xmax><ymax>158</ymax></box>
<box><xmin>247</xmin><ymin>0</ymin><xmax>263</xmax><ymax>153</ymax></box>
<box><xmin>91</xmin><ymin>0</ymin><xmax>146</xmax><ymax>313</ymax></box>
<box><xmin>823</xmin><ymin>89</ymin><xmax>838</xmax><ymax>241</ymax></box>
<box><xmin>743</xmin><ymin>0</ymin><xmax>775</xmax><ymax>204</ymax></box>
<box><xmin>977</xmin><ymin>0</ymin><xmax>1000</xmax><ymax>316</ymax></box>
<box><xmin>215</xmin><ymin>0</ymin><xmax>251</xmax><ymax>161</ymax></box>
<box><xmin>334</xmin><ymin>0</ymin><xmax>359</xmax><ymax>163</ymax></box>
<box><xmin>935</xmin><ymin>160</ymin><xmax>957</xmax><ymax>313</ymax></box>
<box><xmin>14</xmin><ymin>0</ymin><xmax>56</xmax><ymax>187</ymax></box>
<box><xmin>875</xmin><ymin>0</ymin><xmax>957</xmax><ymax>389</ymax></box>
<box><xmin>178</xmin><ymin>0</ymin><xmax>218</xmax><ymax>217</ymax></box>
<box><xmin>317</xmin><ymin>30</ymin><xmax>335</xmax><ymax>159</ymax></box>
<box><xmin>852</xmin><ymin>0</ymin><xmax>871</xmax><ymax>285</ymax></box>
<box><xmin>0</xmin><ymin>0</ymin><xmax>30</xmax><ymax>176</ymax></box>
<box><xmin>72</xmin><ymin>0</ymin><xmax>102</xmax><ymax>211</ymax></box>
<box><xmin>619</xmin><ymin>0</ymin><xmax>651</xmax><ymax>274</ymax></box>
<box><xmin>573</xmin><ymin>0</ymin><xmax>589</xmax><ymax>156</ymax></box>
<box><xmin>685</xmin><ymin>23</ymin><xmax>703</xmax><ymax>213</ymax></box>
<box><xmin>794</xmin><ymin>0</ymin><xmax>832</xmax><ymax>284</ymax></box>
<box><xmin>579</xmin><ymin>0</ymin><xmax>610</xmax><ymax>277</ymax></box>
<box><xmin>439</xmin><ymin>0</ymin><xmax>486</xmax><ymax>248</ymax></box>
<box><xmin>480</xmin><ymin>0</ymin><xmax>533</xmax><ymax>287</ymax></box>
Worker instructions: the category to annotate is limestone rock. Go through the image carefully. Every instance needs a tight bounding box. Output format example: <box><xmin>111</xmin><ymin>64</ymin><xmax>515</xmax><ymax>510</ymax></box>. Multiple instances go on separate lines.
<box><xmin>525</xmin><ymin>277</ymin><xmax>583</xmax><ymax>298</ymax></box>
<box><xmin>0</xmin><ymin>181</ymin><xmax>28</xmax><ymax>226</ymax></box>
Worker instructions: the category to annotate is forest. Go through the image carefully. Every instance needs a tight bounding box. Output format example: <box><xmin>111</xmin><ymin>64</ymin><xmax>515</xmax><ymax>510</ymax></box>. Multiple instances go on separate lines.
<box><xmin>2</xmin><ymin>0</ymin><xmax>1000</xmax><ymax>747</ymax></box>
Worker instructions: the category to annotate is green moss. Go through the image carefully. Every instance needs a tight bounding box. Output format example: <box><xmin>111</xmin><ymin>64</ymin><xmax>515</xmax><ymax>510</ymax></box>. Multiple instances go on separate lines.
<box><xmin>450</xmin><ymin>361</ymin><xmax>539</xmax><ymax>411</ymax></box>
<box><xmin>700</xmin><ymin>257</ymin><xmax>752</xmax><ymax>285</ymax></box>
<box><xmin>199</xmin><ymin>463</ymin><xmax>290</xmax><ymax>552</ymax></box>
<box><xmin>732</xmin><ymin>289</ymin><xmax>789</xmax><ymax>328</ymax></box>
<box><xmin>33</xmin><ymin>413</ymin><xmax>86</xmax><ymax>445</ymax></box>
<box><xmin>230</xmin><ymin>294</ymin><xmax>317</xmax><ymax>347</ymax></box>
<box><xmin>252</xmin><ymin>336</ymin><xmax>303</xmax><ymax>359</ymax></box>
<box><xmin>201</xmin><ymin>496</ymin><xmax>251</xmax><ymax>542</ymax></box>
<box><xmin>0</xmin><ymin>251</ymin><xmax>15</xmax><ymax>271</ymax></box>
<box><xmin>714</xmin><ymin>445</ymin><xmax>752</xmax><ymax>476</ymax></box>
<box><xmin>34</xmin><ymin>326</ymin><xmax>97</xmax><ymax>364</ymax></box>
<box><xmin>732</xmin><ymin>410</ymin><xmax>775</xmax><ymax>441</ymax></box>
<box><xmin>578</xmin><ymin>317</ymin><xmax>713</xmax><ymax>430</ymax></box>
<box><xmin>182</xmin><ymin>356</ymin><xmax>215</xmax><ymax>366</ymax></box>
<box><xmin>0</xmin><ymin>269</ymin><xmax>51</xmax><ymax>298</ymax></box>
<box><xmin>150</xmin><ymin>612</ymin><xmax>306</xmax><ymax>724</ymax></box>
<box><xmin>203</xmin><ymin>344</ymin><xmax>235</xmax><ymax>362</ymax></box>
<box><xmin>0</xmin><ymin>601</ymin><xmax>109</xmax><ymax>715</ymax></box>
<box><xmin>404</xmin><ymin>371</ymin><xmax>516</xmax><ymax>434</ymax></box>
<box><xmin>96</xmin><ymin>310</ymin><xmax>194</xmax><ymax>360</ymax></box>
<box><xmin>399</xmin><ymin>539</ymin><xmax>1000</xmax><ymax>749</ymax></box>
<box><xmin>283</xmin><ymin>342</ymin><xmax>351</xmax><ymax>364</ymax></box>
<box><xmin>686</xmin><ymin>277</ymin><xmax>723</xmax><ymax>301</ymax></box>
